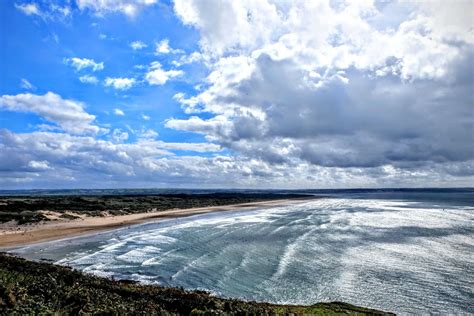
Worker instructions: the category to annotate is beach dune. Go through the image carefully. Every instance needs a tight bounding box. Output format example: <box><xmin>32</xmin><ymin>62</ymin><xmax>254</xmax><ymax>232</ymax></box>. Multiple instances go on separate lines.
<box><xmin>0</xmin><ymin>199</ymin><xmax>307</xmax><ymax>248</ymax></box>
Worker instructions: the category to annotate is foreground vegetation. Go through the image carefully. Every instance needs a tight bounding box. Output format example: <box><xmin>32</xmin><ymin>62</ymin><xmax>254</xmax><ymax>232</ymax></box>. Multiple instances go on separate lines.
<box><xmin>0</xmin><ymin>193</ymin><xmax>308</xmax><ymax>224</ymax></box>
<box><xmin>0</xmin><ymin>254</ymin><xmax>393</xmax><ymax>315</ymax></box>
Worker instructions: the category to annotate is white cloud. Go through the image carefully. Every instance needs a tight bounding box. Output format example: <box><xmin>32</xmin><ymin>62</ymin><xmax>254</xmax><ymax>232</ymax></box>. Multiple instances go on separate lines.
<box><xmin>165</xmin><ymin>115</ymin><xmax>233</xmax><ymax>141</ymax></box>
<box><xmin>15</xmin><ymin>3</ymin><xmax>42</xmax><ymax>16</ymax></box>
<box><xmin>76</xmin><ymin>0</ymin><xmax>157</xmax><ymax>18</ymax></box>
<box><xmin>15</xmin><ymin>3</ymin><xmax>41</xmax><ymax>16</ymax></box>
<box><xmin>173</xmin><ymin>0</ymin><xmax>472</xmax><ymax>81</ymax></box>
<box><xmin>15</xmin><ymin>2</ymin><xmax>71</xmax><ymax>20</ymax></box>
<box><xmin>142</xmin><ymin>114</ymin><xmax>150</xmax><ymax>121</ymax></box>
<box><xmin>36</xmin><ymin>124</ymin><xmax>60</xmax><ymax>132</ymax></box>
<box><xmin>0</xmin><ymin>92</ymin><xmax>100</xmax><ymax>134</ymax></box>
<box><xmin>104</xmin><ymin>77</ymin><xmax>136</xmax><ymax>90</ymax></box>
<box><xmin>418</xmin><ymin>1</ymin><xmax>474</xmax><ymax>44</ymax></box>
<box><xmin>138</xmin><ymin>128</ymin><xmax>158</xmax><ymax>139</ymax></box>
<box><xmin>156</xmin><ymin>39</ymin><xmax>171</xmax><ymax>54</ymax></box>
<box><xmin>173</xmin><ymin>0</ymin><xmax>281</xmax><ymax>56</ymax></box>
<box><xmin>130</xmin><ymin>40</ymin><xmax>147</xmax><ymax>50</ymax></box>
<box><xmin>153</xmin><ymin>141</ymin><xmax>221</xmax><ymax>153</ymax></box>
<box><xmin>79</xmin><ymin>75</ymin><xmax>99</xmax><ymax>84</ymax></box>
<box><xmin>50</xmin><ymin>4</ymin><xmax>71</xmax><ymax>18</ymax></box>
<box><xmin>20</xmin><ymin>78</ymin><xmax>35</xmax><ymax>90</ymax></box>
<box><xmin>155</xmin><ymin>39</ymin><xmax>183</xmax><ymax>54</ymax></box>
<box><xmin>28</xmin><ymin>160</ymin><xmax>51</xmax><ymax>170</ymax></box>
<box><xmin>167</xmin><ymin>0</ymin><xmax>474</xmax><ymax>176</ymax></box>
<box><xmin>172</xmin><ymin>51</ymin><xmax>204</xmax><ymax>67</ymax></box>
<box><xmin>145</xmin><ymin>62</ymin><xmax>183</xmax><ymax>85</ymax></box>
<box><xmin>66</xmin><ymin>57</ymin><xmax>104</xmax><ymax>72</ymax></box>
<box><xmin>111</xmin><ymin>129</ymin><xmax>129</xmax><ymax>143</ymax></box>
<box><xmin>114</xmin><ymin>108</ymin><xmax>125</xmax><ymax>116</ymax></box>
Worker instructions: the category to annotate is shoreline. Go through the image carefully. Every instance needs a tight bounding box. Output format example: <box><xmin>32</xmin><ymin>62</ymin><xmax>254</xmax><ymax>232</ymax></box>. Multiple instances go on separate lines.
<box><xmin>0</xmin><ymin>198</ymin><xmax>312</xmax><ymax>249</ymax></box>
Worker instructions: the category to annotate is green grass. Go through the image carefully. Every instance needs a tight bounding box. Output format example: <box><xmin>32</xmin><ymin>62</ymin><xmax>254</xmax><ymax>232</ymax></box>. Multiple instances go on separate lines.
<box><xmin>0</xmin><ymin>253</ymin><xmax>394</xmax><ymax>315</ymax></box>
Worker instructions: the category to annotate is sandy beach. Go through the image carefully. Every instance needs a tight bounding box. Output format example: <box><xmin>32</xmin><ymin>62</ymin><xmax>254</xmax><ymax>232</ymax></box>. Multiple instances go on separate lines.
<box><xmin>0</xmin><ymin>198</ymin><xmax>309</xmax><ymax>248</ymax></box>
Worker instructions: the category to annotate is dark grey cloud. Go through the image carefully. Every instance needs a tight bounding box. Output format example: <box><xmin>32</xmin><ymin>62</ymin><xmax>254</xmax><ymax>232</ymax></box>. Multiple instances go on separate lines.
<box><xmin>172</xmin><ymin>47</ymin><xmax>473</xmax><ymax>172</ymax></box>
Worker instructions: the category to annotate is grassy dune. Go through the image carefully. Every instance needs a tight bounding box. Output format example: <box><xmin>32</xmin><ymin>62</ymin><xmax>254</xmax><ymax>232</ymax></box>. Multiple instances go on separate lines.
<box><xmin>0</xmin><ymin>193</ymin><xmax>308</xmax><ymax>224</ymax></box>
<box><xmin>0</xmin><ymin>254</ymin><xmax>393</xmax><ymax>315</ymax></box>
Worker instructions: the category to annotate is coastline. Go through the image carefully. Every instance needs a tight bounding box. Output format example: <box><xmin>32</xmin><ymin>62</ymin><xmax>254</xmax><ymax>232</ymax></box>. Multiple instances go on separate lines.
<box><xmin>0</xmin><ymin>198</ymin><xmax>311</xmax><ymax>248</ymax></box>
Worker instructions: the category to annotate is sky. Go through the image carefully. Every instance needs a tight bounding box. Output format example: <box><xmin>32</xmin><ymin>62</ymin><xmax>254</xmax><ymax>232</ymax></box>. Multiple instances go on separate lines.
<box><xmin>0</xmin><ymin>0</ymin><xmax>473</xmax><ymax>189</ymax></box>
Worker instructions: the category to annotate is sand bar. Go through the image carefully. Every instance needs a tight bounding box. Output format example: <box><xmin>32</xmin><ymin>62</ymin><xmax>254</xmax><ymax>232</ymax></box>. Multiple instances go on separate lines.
<box><xmin>0</xmin><ymin>198</ymin><xmax>312</xmax><ymax>248</ymax></box>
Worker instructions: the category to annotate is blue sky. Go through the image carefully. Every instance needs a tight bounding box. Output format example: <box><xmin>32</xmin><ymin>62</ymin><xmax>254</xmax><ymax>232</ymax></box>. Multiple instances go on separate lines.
<box><xmin>1</xmin><ymin>0</ymin><xmax>206</xmax><ymax>144</ymax></box>
<box><xmin>0</xmin><ymin>0</ymin><xmax>473</xmax><ymax>189</ymax></box>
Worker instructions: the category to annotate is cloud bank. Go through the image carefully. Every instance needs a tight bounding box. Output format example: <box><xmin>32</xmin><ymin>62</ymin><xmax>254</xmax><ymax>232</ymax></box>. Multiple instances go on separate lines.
<box><xmin>2</xmin><ymin>0</ymin><xmax>473</xmax><ymax>189</ymax></box>
<box><xmin>0</xmin><ymin>92</ymin><xmax>100</xmax><ymax>135</ymax></box>
<box><xmin>165</xmin><ymin>0</ymin><xmax>474</xmax><ymax>183</ymax></box>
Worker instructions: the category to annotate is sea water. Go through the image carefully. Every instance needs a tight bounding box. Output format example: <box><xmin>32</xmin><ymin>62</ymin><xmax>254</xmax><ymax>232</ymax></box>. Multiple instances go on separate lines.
<box><xmin>10</xmin><ymin>190</ymin><xmax>474</xmax><ymax>314</ymax></box>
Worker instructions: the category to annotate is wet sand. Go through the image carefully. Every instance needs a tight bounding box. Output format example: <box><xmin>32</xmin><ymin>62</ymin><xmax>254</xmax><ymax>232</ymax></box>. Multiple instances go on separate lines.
<box><xmin>0</xmin><ymin>198</ymin><xmax>310</xmax><ymax>248</ymax></box>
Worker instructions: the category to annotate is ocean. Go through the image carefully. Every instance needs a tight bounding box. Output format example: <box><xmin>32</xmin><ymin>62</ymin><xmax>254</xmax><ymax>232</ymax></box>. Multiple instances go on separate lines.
<box><xmin>9</xmin><ymin>189</ymin><xmax>474</xmax><ymax>314</ymax></box>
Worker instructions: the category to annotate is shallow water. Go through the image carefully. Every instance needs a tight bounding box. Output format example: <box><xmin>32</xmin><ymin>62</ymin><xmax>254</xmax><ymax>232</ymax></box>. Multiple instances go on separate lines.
<box><xmin>12</xmin><ymin>193</ymin><xmax>474</xmax><ymax>314</ymax></box>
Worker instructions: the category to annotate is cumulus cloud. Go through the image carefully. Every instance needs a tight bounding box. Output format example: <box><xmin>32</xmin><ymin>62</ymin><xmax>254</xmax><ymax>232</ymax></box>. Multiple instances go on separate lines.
<box><xmin>66</xmin><ymin>57</ymin><xmax>104</xmax><ymax>72</ymax></box>
<box><xmin>165</xmin><ymin>115</ymin><xmax>233</xmax><ymax>141</ymax></box>
<box><xmin>104</xmin><ymin>77</ymin><xmax>136</xmax><ymax>90</ymax></box>
<box><xmin>167</xmin><ymin>0</ymin><xmax>474</xmax><ymax>179</ymax></box>
<box><xmin>79</xmin><ymin>75</ymin><xmax>99</xmax><ymax>84</ymax></box>
<box><xmin>130</xmin><ymin>40</ymin><xmax>147</xmax><ymax>50</ymax></box>
<box><xmin>155</xmin><ymin>39</ymin><xmax>183</xmax><ymax>54</ymax></box>
<box><xmin>145</xmin><ymin>62</ymin><xmax>183</xmax><ymax>85</ymax></box>
<box><xmin>173</xmin><ymin>0</ymin><xmax>472</xmax><ymax>79</ymax></box>
<box><xmin>28</xmin><ymin>160</ymin><xmax>51</xmax><ymax>170</ymax></box>
<box><xmin>15</xmin><ymin>3</ymin><xmax>41</xmax><ymax>16</ymax></box>
<box><xmin>111</xmin><ymin>128</ymin><xmax>129</xmax><ymax>143</ymax></box>
<box><xmin>172</xmin><ymin>51</ymin><xmax>204</xmax><ymax>67</ymax></box>
<box><xmin>0</xmin><ymin>92</ymin><xmax>100</xmax><ymax>135</ymax></box>
<box><xmin>76</xmin><ymin>0</ymin><xmax>157</xmax><ymax>17</ymax></box>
